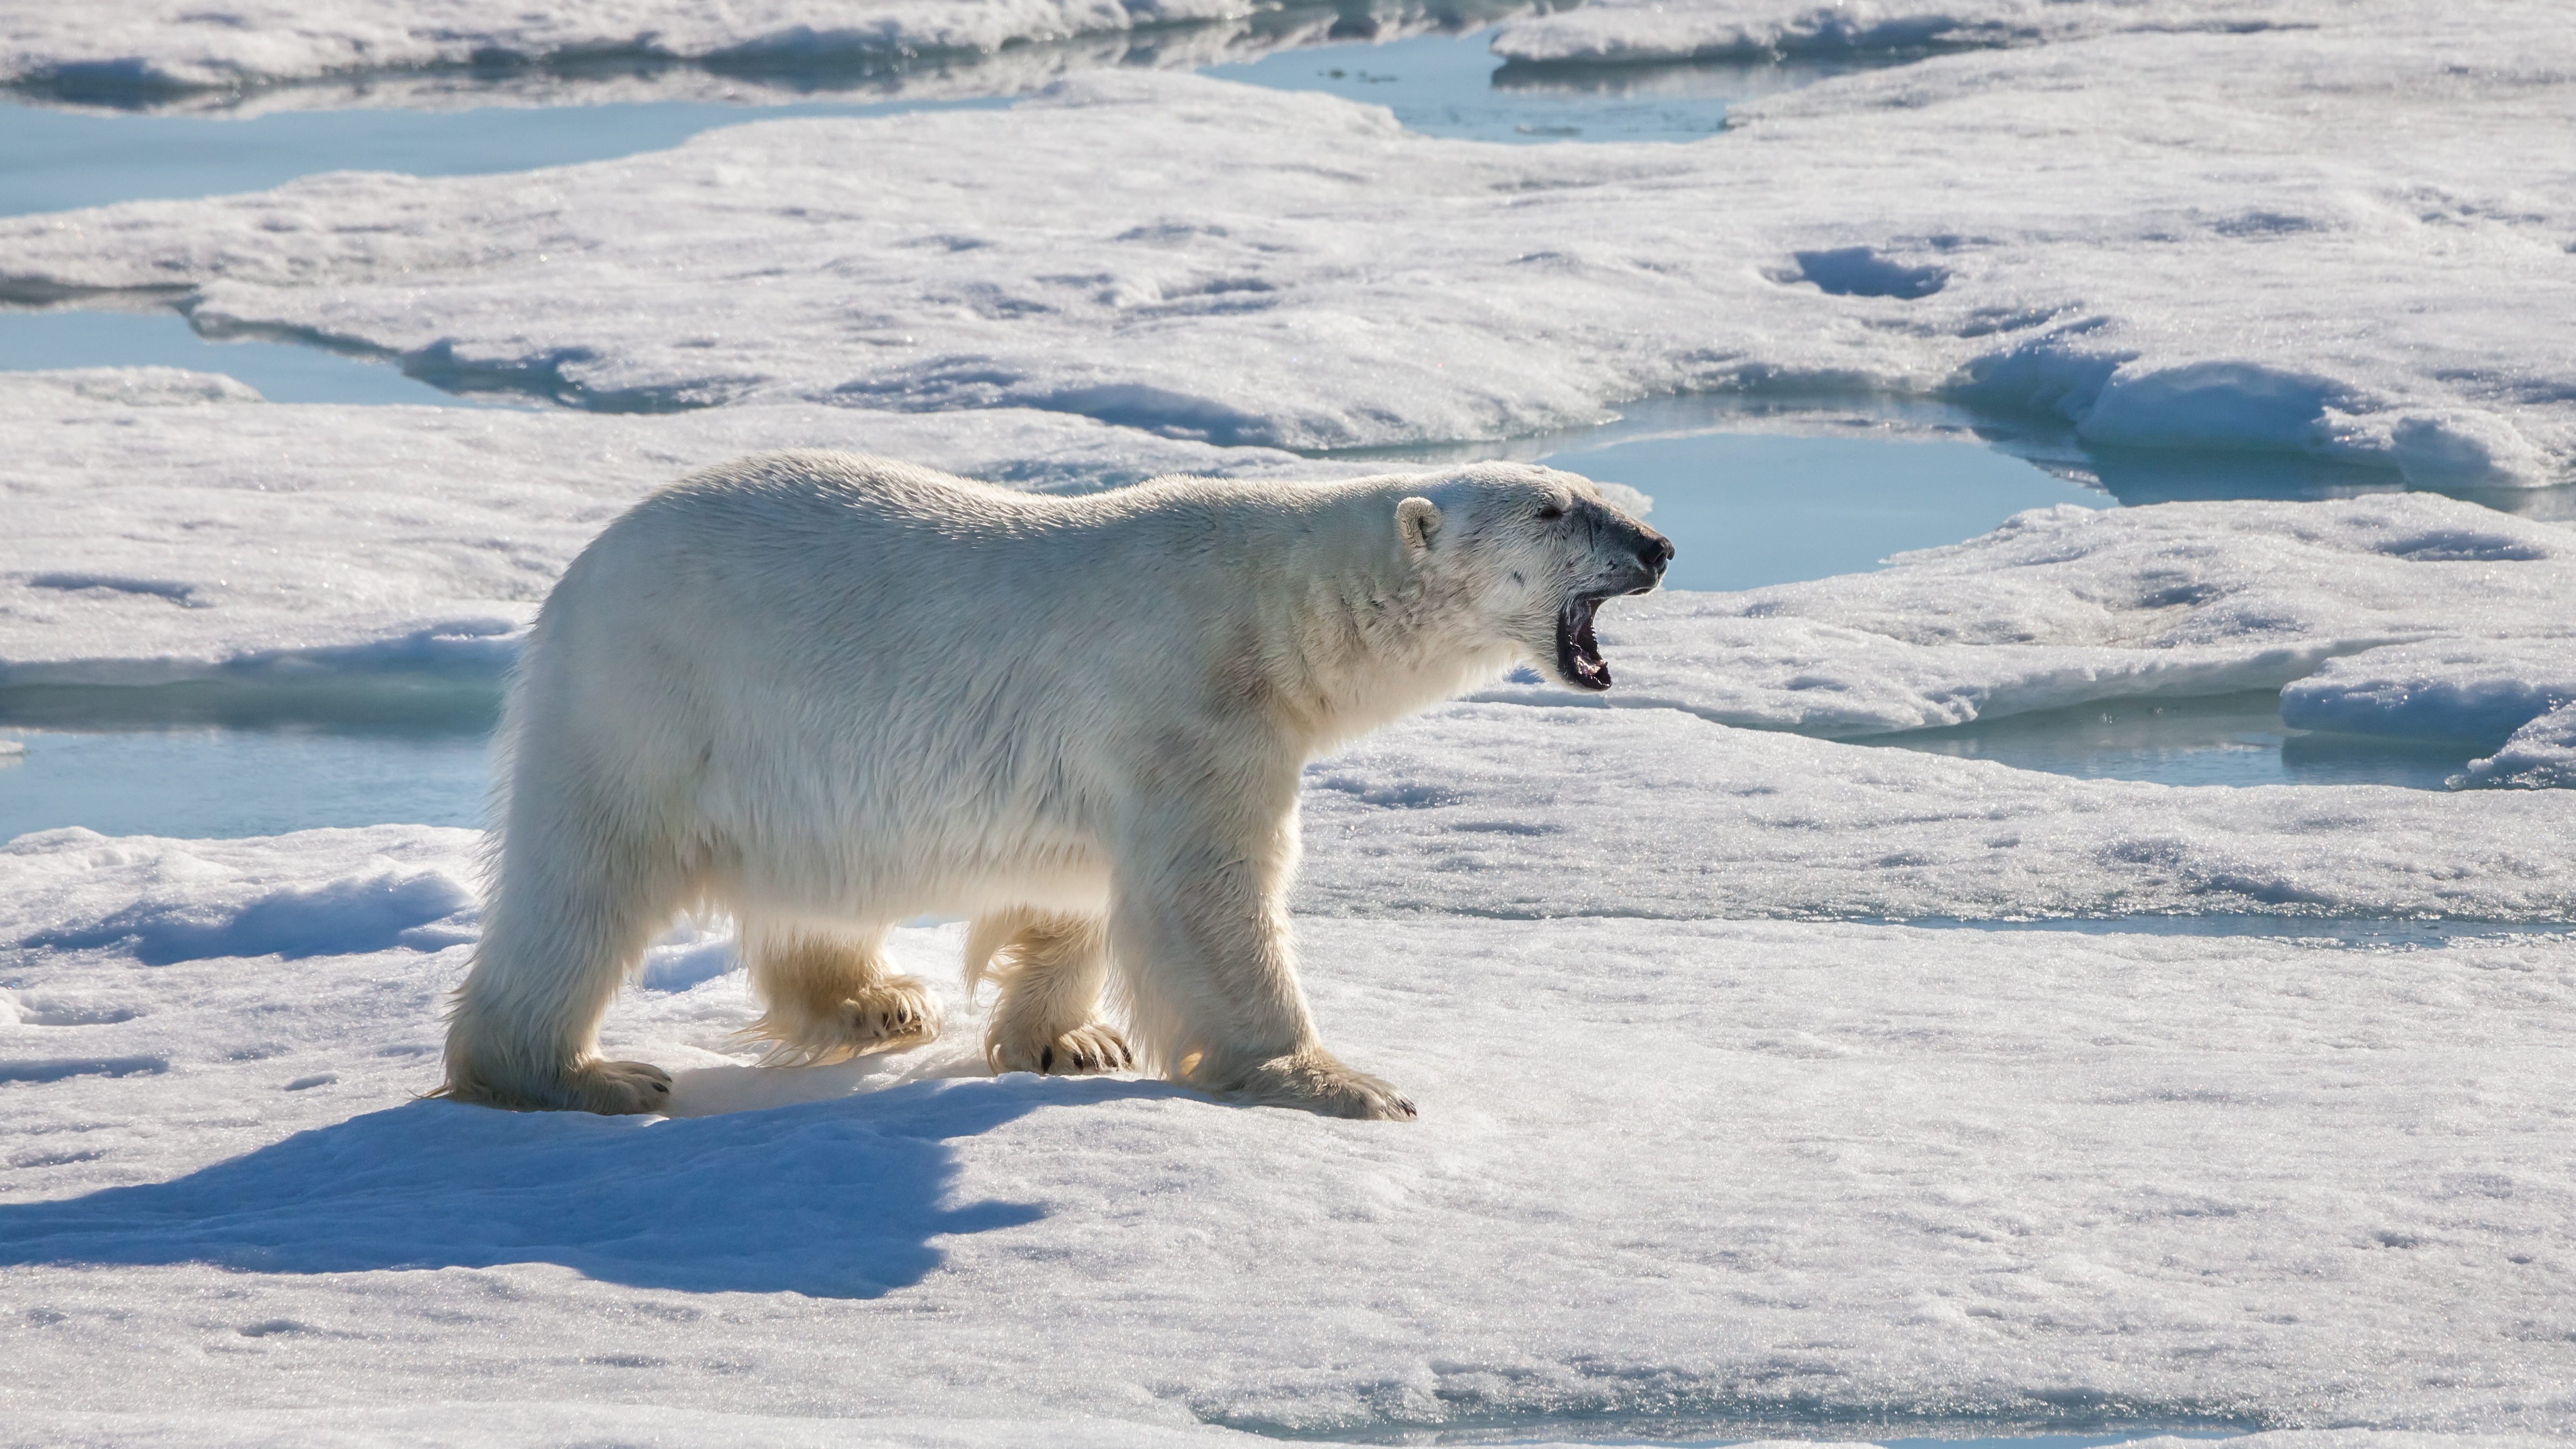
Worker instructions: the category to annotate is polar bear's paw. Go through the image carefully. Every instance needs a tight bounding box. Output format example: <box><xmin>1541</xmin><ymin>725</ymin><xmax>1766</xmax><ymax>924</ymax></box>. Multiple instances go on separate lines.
<box><xmin>746</xmin><ymin>975</ymin><xmax>943</xmax><ymax>1067</ymax></box>
<box><xmin>438</xmin><ymin>1052</ymin><xmax>672</xmax><ymax>1115</ymax></box>
<box><xmin>1232</xmin><ymin>1048</ymin><xmax>1416</xmax><ymax>1121</ymax></box>
<box><xmin>987</xmin><ymin>1019</ymin><xmax>1134</xmax><ymax>1077</ymax></box>
<box><xmin>566</xmin><ymin>1058</ymin><xmax>677</xmax><ymax>1114</ymax></box>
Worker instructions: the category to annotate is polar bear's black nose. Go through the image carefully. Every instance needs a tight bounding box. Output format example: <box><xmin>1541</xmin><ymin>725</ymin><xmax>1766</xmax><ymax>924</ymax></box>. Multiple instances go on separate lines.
<box><xmin>1633</xmin><ymin>527</ymin><xmax>1674</xmax><ymax>584</ymax></box>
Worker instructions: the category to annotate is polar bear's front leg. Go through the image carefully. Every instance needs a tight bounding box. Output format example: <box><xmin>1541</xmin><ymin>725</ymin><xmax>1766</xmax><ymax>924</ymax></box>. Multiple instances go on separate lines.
<box><xmin>741</xmin><ymin>929</ymin><xmax>942</xmax><ymax>1066</ymax></box>
<box><xmin>1110</xmin><ymin>799</ymin><xmax>1415</xmax><ymax>1121</ymax></box>
<box><xmin>967</xmin><ymin>910</ymin><xmax>1133</xmax><ymax>1075</ymax></box>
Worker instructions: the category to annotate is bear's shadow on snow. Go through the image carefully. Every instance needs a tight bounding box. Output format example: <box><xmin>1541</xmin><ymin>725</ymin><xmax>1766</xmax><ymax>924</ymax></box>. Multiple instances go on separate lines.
<box><xmin>0</xmin><ymin>1075</ymin><xmax>1169</xmax><ymax>1298</ymax></box>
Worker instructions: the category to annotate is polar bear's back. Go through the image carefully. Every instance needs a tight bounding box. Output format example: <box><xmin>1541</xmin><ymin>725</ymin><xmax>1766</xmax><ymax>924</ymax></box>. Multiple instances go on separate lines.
<box><xmin>555</xmin><ymin>451</ymin><xmax>1194</xmax><ymax>689</ymax></box>
<box><xmin>501</xmin><ymin>452</ymin><xmax>1368</xmax><ymax>898</ymax></box>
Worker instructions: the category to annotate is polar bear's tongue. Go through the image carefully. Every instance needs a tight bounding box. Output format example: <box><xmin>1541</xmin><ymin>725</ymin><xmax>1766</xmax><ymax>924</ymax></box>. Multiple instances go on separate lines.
<box><xmin>1558</xmin><ymin>595</ymin><xmax>1612</xmax><ymax>692</ymax></box>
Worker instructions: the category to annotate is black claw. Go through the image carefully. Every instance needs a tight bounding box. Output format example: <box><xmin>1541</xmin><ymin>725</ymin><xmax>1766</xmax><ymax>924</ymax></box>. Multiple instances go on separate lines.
<box><xmin>651</xmin><ymin>1081</ymin><xmax>668</xmax><ymax>1094</ymax></box>
<box><xmin>1039</xmin><ymin>1046</ymin><xmax>1055</xmax><ymax>1073</ymax></box>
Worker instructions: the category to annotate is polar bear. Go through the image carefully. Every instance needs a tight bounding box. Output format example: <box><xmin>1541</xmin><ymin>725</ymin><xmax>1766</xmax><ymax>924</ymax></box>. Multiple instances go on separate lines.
<box><xmin>440</xmin><ymin>451</ymin><xmax>1670</xmax><ymax>1120</ymax></box>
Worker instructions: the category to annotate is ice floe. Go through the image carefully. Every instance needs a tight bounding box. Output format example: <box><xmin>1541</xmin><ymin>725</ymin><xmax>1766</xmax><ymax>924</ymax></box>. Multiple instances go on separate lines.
<box><xmin>1301</xmin><ymin>702</ymin><xmax>2576</xmax><ymax>922</ymax></box>
<box><xmin>1486</xmin><ymin>0</ymin><xmax>2292</xmax><ymax>64</ymax></box>
<box><xmin>1483</xmin><ymin>495</ymin><xmax>2576</xmax><ymax>736</ymax></box>
<box><xmin>3</xmin><ymin>0</ymin><xmax>1259</xmax><ymax>98</ymax></box>
<box><xmin>3</xmin><ymin>822</ymin><xmax>2573</xmax><ymax>1437</ymax></box>
<box><xmin>3</xmin><ymin>3</ymin><xmax>1531</xmax><ymax>115</ymax></box>
<box><xmin>0</xmin><ymin>372</ymin><xmax>1367</xmax><ymax>684</ymax></box>
<box><xmin>6</xmin><ymin>8</ymin><xmax>2572</xmax><ymax>483</ymax></box>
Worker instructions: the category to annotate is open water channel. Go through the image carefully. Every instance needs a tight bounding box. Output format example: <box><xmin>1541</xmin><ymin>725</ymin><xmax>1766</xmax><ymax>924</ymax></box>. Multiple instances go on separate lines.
<box><xmin>1</xmin><ymin>18</ymin><xmax>2564</xmax><ymax>845</ymax></box>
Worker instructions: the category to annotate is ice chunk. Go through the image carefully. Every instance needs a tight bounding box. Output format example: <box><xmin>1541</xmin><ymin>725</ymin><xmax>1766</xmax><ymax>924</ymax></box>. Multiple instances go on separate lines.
<box><xmin>0</xmin><ymin>365</ymin><xmax>264</xmax><ymax>406</ymax></box>
<box><xmin>2076</xmin><ymin>361</ymin><xmax>2350</xmax><ymax>454</ymax></box>
<box><xmin>2282</xmin><ymin>640</ymin><xmax>2576</xmax><ymax>747</ymax></box>
<box><xmin>2454</xmin><ymin>701</ymin><xmax>2576</xmax><ymax>791</ymax></box>
<box><xmin>26</xmin><ymin>868</ymin><xmax>476</xmax><ymax>965</ymax></box>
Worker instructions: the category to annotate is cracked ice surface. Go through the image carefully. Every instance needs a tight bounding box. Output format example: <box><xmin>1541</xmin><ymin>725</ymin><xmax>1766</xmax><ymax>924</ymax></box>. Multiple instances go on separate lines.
<box><xmin>2</xmin><ymin>824</ymin><xmax>2573</xmax><ymax>1441</ymax></box>
<box><xmin>5</xmin><ymin>8</ymin><xmax>2573</xmax><ymax>482</ymax></box>
<box><xmin>6</xmin><ymin>378</ymin><xmax>2572</xmax><ymax>765</ymax></box>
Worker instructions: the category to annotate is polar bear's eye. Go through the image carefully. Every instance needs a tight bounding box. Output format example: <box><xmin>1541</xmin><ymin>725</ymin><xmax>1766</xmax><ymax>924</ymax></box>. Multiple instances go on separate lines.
<box><xmin>1537</xmin><ymin>503</ymin><xmax>1566</xmax><ymax>521</ymax></box>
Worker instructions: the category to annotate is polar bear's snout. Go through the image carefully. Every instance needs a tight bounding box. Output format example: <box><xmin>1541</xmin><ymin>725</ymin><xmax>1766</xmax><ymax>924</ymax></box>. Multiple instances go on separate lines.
<box><xmin>1551</xmin><ymin>503</ymin><xmax>1673</xmax><ymax>693</ymax></box>
<box><xmin>1609</xmin><ymin>519</ymin><xmax>1675</xmax><ymax>593</ymax></box>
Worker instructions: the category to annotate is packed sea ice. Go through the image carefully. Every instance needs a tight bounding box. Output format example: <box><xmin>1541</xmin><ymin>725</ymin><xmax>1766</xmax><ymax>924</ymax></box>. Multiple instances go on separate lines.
<box><xmin>6</xmin><ymin>1</ymin><xmax>2573</xmax><ymax>482</ymax></box>
<box><xmin>0</xmin><ymin>2</ymin><xmax>1531</xmax><ymax>115</ymax></box>
<box><xmin>7</xmin><ymin>1</ymin><xmax>2576</xmax><ymax>1442</ymax></box>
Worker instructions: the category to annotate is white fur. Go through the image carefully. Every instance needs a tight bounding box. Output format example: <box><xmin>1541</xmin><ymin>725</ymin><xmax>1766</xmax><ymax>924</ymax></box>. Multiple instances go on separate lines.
<box><xmin>441</xmin><ymin>451</ymin><xmax>1667</xmax><ymax>1119</ymax></box>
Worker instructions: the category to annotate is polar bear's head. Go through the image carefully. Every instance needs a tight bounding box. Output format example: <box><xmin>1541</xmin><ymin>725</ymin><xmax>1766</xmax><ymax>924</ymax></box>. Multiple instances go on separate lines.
<box><xmin>1396</xmin><ymin>464</ymin><xmax>1673</xmax><ymax>693</ymax></box>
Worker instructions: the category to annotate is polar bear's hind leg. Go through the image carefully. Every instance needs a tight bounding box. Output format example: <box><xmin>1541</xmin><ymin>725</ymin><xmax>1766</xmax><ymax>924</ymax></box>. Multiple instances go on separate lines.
<box><xmin>967</xmin><ymin>909</ymin><xmax>1133</xmax><ymax>1075</ymax></box>
<box><xmin>741</xmin><ymin>928</ymin><xmax>942</xmax><ymax>1066</ymax></box>
<box><xmin>442</xmin><ymin>826</ymin><xmax>682</xmax><ymax>1114</ymax></box>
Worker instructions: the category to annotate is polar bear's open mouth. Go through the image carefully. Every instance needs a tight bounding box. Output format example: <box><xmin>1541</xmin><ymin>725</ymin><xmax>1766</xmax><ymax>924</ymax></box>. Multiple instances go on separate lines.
<box><xmin>1557</xmin><ymin>594</ymin><xmax>1613</xmax><ymax>692</ymax></box>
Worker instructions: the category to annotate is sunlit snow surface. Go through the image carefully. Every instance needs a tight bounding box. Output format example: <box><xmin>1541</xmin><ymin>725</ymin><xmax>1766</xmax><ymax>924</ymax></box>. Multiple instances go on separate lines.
<box><xmin>3</xmin><ymin>825</ymin><xmax>2574</xmax><ymax>1443</ymax></box>
<box><xmin>6</xmin><ymin>2</ymin><xmax>2576</xmax><ymax>1442</ymax></box>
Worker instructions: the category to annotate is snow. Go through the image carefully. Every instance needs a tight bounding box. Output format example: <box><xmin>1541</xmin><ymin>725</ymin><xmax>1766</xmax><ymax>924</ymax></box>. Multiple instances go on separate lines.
<box><xmin>7</xmin><ymin>8</ymin><xmax>2573</xmax><ymax>484</ymax></box>
<box><xmin>0</xmin><ymin>371</ymin><xmax>1373</xmax><ymax>685</ymax></box>
<box><xmin>5</xmin><ymin>823</ymin><xmax>2575</xmax><ymax>1439</ymax></box>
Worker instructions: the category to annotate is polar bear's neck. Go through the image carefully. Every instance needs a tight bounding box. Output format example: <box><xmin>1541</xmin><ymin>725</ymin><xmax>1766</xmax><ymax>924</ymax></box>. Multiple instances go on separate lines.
<box><xmin>1187</xmin><ymin>480</ymin><xmax>1523</xmax><ymax>758</ymax></box>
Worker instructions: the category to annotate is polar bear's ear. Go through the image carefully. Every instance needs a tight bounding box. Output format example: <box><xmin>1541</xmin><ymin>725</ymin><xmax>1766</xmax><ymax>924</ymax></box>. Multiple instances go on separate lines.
<box><xmin>1396</xmin><ymin>496</ymin><xmax>1442</xmax><ymax>554</ymax></box>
